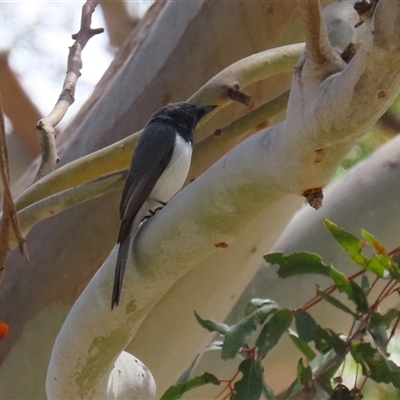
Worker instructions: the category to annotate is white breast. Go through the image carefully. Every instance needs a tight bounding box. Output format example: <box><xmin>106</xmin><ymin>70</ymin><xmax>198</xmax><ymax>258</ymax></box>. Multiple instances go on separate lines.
<box><xmin>149</xmin><ymin>134</ymin><xmax>192</xmax><ymax>207</ymax></box>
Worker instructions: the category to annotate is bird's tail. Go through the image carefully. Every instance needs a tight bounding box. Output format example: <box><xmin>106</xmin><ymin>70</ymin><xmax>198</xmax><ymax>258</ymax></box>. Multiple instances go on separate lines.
<box><xmin>111</xmin><ymin>204</ymin><xmax>148</xmax><ymax>309</ymax></box>
<box><xmin>111</xmin><ymin>238</ymin><xmax>130</xmax><ymax>309</ymax></box>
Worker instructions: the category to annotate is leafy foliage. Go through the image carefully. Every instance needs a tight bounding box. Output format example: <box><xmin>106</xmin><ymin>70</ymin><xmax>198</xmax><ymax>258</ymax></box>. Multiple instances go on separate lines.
<box><xmin>161</xmin><ymin>221</ymin><xmax>400</xmax><ymax>400</ymax></box>
<box><xmin>160</xmin><ymin>372</ymin><xmax>220</xmax><ymax>400</ymax></box>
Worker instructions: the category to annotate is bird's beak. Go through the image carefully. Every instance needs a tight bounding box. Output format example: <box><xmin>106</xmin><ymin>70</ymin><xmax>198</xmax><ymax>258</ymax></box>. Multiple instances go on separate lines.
<box><xmin>201</xmin><ymin>105</ymin><xmax>217</xmax><ymax>115</ymax></box>
<box><xmin>201</xmin><ymin>104</ymin><xmax>218</xmax><ymax>115</ymax></box>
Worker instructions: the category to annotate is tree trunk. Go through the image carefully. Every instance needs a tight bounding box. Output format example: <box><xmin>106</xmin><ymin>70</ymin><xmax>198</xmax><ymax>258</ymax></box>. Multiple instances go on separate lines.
<box><xmin>0</xmin><ymin>1</ymin><xmax>301</xmax><ymax>399</ymax></box>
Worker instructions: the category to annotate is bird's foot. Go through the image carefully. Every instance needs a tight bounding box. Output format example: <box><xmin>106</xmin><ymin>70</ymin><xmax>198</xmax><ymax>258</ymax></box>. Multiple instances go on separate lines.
<box><xmin>142</xmin><ymin>204</ymin><xmax>165</xmax><ymax>221</ymax></box>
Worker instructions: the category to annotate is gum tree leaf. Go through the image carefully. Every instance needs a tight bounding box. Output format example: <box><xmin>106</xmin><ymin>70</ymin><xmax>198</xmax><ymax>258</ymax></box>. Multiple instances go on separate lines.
<box><xmin>264</xmin><ymin>252</ymin><xmax>331</xmax><ymax>278</ymax></box>
<box><xmin>329</xmin><ymin>267</ymin><xmax>351</xmax><ymax>294</ymax></box>
<box><xmin>351</xmin><ymin>342</ymin><xmax>400</xmax><ymax>388</ymax></box>
<box><xmin>295</xmin><ymin>310</ymin><xmax>345</xmax><ymax>353</ymax></box>
<box><xmin>222</xmin><ymin>303</ymin><xmax>278</xmax><ymax>359</ymax></box>
<box><xmin>367</xmin><ymin>309</ymin><xmax>400</xmax><ymax>356</ymax></box>
<box><xmin>160</xmin><ymin>373</ymin><xmax>220</xmax><ymax>400</ymax></box>
<box><xmin>361</xmin><ymin>274</ymin><xmax>370</xmax><ymax>294</ymax></box>
<box><xmin>194</xmin><ymin>311</ymin><xmax>230</xmax><ymax>335</ymax></box>
<box><xmin>297</xmin><ymin>358</ymin><xmax>313</xmax><ymax>386</ymax></box>
<box><xmin>244</xmin><ymin>298</ymin><xmax>278</xmax><ymax>317</ymax></box>
<box><xmin>329</xmin><ymin>269</ymin><xmax>369</xmax><ymax>313</ymax></box>
<box><xmin>231</xmin><ymin>359</ymin><xmax>264</xmax><ymax>400</ymax></box>
<box><xmin>365</xmin><ymin>254</ymin><xmax>385</xmax><ymax>277</ymax></box>
<box><xmin>324</xmin><ymin>220</ymin><xmax>367</xmax><ymax>266</ymax></box>
<box><xmin>316</xmin><ymin>287</ymin><xmax>358</xmax><ymax>318</ymax></box>
<box><xmin>349</xmin><ymin>280</ymin><xmax>369</xmax><ymax>313</ymax></box>
<box><xmin>256</xmin><ymin>308</ymin><xmax>293</xmax><ymax>359</ymax></box>
<box><xmin>361</xmin><ymin>230</ymin><xmax>400</xmax><ymax>278</ymax></box>
<box><xmin>289</xmin><ymin>331</ymin><xmax>317</xmax><ymax>360</ymax></box>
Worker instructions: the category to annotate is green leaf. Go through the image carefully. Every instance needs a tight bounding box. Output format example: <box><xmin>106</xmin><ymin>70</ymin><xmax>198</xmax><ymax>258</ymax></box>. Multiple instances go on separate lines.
<box><xmin>264</xmin><ymin>252</ymin><xmax>331</xmax><ymax>278</ymax></box>
<box><xmin>351</xmin><ymin>342</ymin><xmax>400</xmax><ymax>388</ymax></box>
<box><xmin>313</xmin><ymin>350</ymin><xmax>346</xmax><ymax>393</ymax></box>
<box><xmin>295</xmin><ymin>310</ymin><xmax>346</xmax><ymax>353</ymax></box>
<box><xmin>329</xmin><ymin>267</ymin><xmax>351</xmax><ymax>294</ymax></box>
<box><xmin>160</xmin><ymin>373</ymin><xmax>220</xmax><ymax>400</ymax></box>
<box><xmin>361</xmin><ymin>274</ymin><xmax>370</xmax><ymax>294</ymax></box>
<box><xmin>324</xmin><ymin>220</ymin><xmax>367</xmax><ymax>266</ymax></box>
<box><xmin>361</xmin><ymin>230</ymin><xmax>400</xmax><ymax>278</ymax></box>
<box><xmin>295</xmin><ymin>309</ymin><xmax>320</xmax><ymax>343</ymax></box>
<box><xmin>329</xmin><ymin>269</ymin><xmax>369</xmax><ymax>313</ymax></box>
<box><xmin>262</xmin><ymin>383</ymin><xmax>275</xmax><ymax>400</ymax></box>
<box><xmin>365</xmin><ymin>254</ymin><xmax>385</xmax><ymax>277</ymax></box>
<box><xmin>194</xmin><ymin>311</ymin><xmax>230</xmax><ymax>335</ymax></box>
<box><xmin>244</xmin><ymin>298</ymin><xmax>278</xmax><ymax>317</ymax></box>
<box><xmin>231</xmin><ymin>359</ymin><xmax>264</xmax><ymax>400</ymax></box>
<box><xmin>367</xmin><ymin>309</ymin><xmax>400</xmax><ymax>356</ymax></box>
<box><xmin>222</xmin><ymin>303</ymin><xmax>278</xmax><ymax>360</ymax></box>
<box><xmin>256</xmin><ymin>308</ymin><xmax>293</xmax><ymax>359</ymax></box>
<box><xmin>371</xmin><ymin>309</ymin><xmax>400</xmax><ymax>328</ymax></box>
<box><xmin>349</xmin><ymin>281</ymin><xmax>369</xmax><ymax>313</ymax></box>
<box><xmin>297</xmin><ymin>358</ymin><xmax>313</xmax><ymax>386</ymax></box>
<box><xmin>316</xmin><ymin>287</ymin><xmax>358</xmax><ymax>318</ymax></box>
<box><xmin>289</xmin><ymin>332</ymin><xmax>317</xmax><ymax>360</ymax></box>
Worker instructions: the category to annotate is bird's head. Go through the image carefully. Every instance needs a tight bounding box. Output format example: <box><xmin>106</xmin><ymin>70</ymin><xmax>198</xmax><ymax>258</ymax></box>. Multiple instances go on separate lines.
<box><xmin>152</xmin><ymin>102</ymin><xmax>217</xmax><ymax>133</ymax></box>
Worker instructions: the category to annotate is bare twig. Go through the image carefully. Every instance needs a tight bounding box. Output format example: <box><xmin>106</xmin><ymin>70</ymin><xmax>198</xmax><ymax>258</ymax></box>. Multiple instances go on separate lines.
<box><xmin>35</xmin><ymin>0</ymin><xmax>104</xmax><ymax>181</ymax></box>
<box><xmin>0</xmin><ymin>94</ymin><xmax>29</xmax><ymax>284</ymax></box>
<box><xmin>223</xmin><ymin>84</ymin><xmax>251</xmax><ymax>106</ymax></box>
<box><xmin>298</xmin><ymin>0</ymin><xmax>344</xmax><ymax>74</ymax></box>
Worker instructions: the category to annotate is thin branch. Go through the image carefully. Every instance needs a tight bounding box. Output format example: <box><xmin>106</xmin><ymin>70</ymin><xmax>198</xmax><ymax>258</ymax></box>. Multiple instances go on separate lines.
<box><xmin>8</xmin><ymin>170</ymin><xmax>126</xmax><ymax>250</ymax></box>
<box><xmin>0</xmin><ymin>94</ymin><xmax>29</xmax><ymax>284</ymax></box>
<box><xmin>12</xmin><ymin>91</ymin><xmax>291</xmax><ymax>242</ymax></box>
<box><xmin>17</xmin><ymin>44</ymin><xmax>302</xmax><ymax>212</ymax></box>
<box><xmin>0</xmin><ymin>95</ymin><xmax>11</xmax><ymax>283</ymax></box>
<box><xmin>35</xmin><ymin>0</ymin><xmax>104</xmax><ymax>180</ymax></box>
<box><xmin>297</xmin><ymin>0</ymin><xmax>344</xmax><ymax>75</ymax></box>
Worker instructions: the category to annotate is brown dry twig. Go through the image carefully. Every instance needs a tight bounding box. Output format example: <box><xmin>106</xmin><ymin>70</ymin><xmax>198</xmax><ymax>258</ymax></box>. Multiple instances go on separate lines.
<box><xmin>0</xmin><ymin>94</ymin><xmax>29</xmax><ymax>285</ymax></box>
<box><xmin>35</xmin><ymin>0</ymin><xmax>104</xmax><ymax>181</ymax></box>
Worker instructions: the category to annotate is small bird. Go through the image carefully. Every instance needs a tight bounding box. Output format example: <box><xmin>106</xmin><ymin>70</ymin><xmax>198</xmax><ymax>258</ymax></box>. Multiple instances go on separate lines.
<box><xmin>111</xmin><ymin>102</ymin><xmax>216</xmax><ymax>309</ymax></box>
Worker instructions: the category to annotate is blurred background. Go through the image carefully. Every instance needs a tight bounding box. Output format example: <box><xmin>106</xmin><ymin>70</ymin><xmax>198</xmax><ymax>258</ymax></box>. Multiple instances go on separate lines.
<box><xmin>0</xmin><ymin>0</ymin><xmax>152</xmax><ymax>183</ymax></box>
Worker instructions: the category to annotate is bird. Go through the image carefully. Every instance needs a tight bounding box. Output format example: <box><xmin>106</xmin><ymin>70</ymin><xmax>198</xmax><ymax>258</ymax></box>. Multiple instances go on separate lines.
<box><xmin>111</xmin><ymin>102</ymin><xmax>216</xmax><ymax>309</ymax></box>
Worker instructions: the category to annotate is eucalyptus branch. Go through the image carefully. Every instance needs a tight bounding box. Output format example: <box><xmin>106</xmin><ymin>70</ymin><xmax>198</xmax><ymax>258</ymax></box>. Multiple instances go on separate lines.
<box><xmin>299</xmin><ymin>0</ymin><xmax>329</xmax><ymax>64</ymax></box>
<box><xmin>0</xmin><ymin>95</ymin><xmax>12</xmax><ymax>283</ymax></box>
<box><xmin>12</xmin><ymin>91</ymin><xmax>291</xmax><ymax>241</ymax></box>
<box><xmin>189</xmin><ymin>90</ymin><xmax>290</xmax><ymax>182</ymax></box>
<box><xmin>188</xmin><ymin>43</ymin><xmax>303</xmax><ymax>122</ymax></box>
<box><xmin>18</xmin><ymin>44</ymin><xmax>302</xmax><ymax>212</ymax></box>
<box><xmin>10</xmin><ymin>170</ymin><xmax>127</xmax><ymax>250</ymax></box>
<box><xmin>0</xmin><ymin>94</ymin><xmax>28</xmax><ymax>283</ymax></box>
<box><xmin>35</xmin><ymin>0</ymin><xmax>104</xmax><ymax>180</ymax></box>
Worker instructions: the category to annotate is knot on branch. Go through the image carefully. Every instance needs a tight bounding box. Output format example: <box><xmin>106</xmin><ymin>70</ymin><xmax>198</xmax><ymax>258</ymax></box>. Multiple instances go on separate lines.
<box><xmin>224</xmin><ymin>84</ymin><xmax>251</xmax><ymax>106</ymax></box>
<box><xmin>58</xmin><ymin>87</ymin><xmax>75</xmax><ymax>105</ymax></box>
<box><xmin>341</xmin><ymin>43</ymin><xmax>357</xmax><ymax>64</ymax></box>
<box><xmin>71</xmin><ymin>27</ymin><xmax>104</xmax><ymax>40</ymax></box>
<box><xmin>303</xmin><ymin>188</ymin><xmax>324</xmax><ymax>210</ymax></box>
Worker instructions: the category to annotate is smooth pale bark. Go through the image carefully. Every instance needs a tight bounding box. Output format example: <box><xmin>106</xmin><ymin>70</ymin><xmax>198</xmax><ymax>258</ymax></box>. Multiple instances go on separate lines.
<box><xmin>0</xmin><ymin>2</ymin><xmax>302</xmax><ymax>399</ymax></box>
<box><xmin>46</xmin><ymin>1</ymin><xmax>400</xmax><ymax>398</ymax></box>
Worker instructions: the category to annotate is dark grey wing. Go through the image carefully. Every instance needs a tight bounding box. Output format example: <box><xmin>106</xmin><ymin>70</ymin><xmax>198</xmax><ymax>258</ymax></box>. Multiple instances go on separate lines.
<box><xmin>112</xmin><ymin>122</ymin><xmax>176</xmax><ymax>309</ymax></box>
<box><xmin>117</xmin><ymin>123</ymin><xmax>176</xmax><ymax>243</ymax></box>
